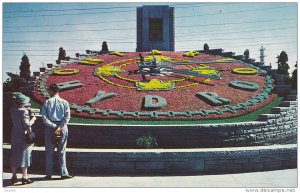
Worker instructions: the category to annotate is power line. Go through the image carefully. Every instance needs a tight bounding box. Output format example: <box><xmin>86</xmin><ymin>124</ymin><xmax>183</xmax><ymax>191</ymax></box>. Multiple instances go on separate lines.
<box><xmin>3</xmin><ymin>34</ymin><xmax>294</xmax><ymax>46</ymax></box>
<box><xmin>3</xmin><ymin>2</ymin><xmax>225</xmax><ymax>13</ymax></box>
<box><xmin>3</xmin><ymin>4</ymin><xmax>294</xmax><ymax>19</ymax></box>
<box><xmin>177</xmin><ymin>18</ymin><xmax>295</xmax><ymax>28</ymax></box>
<box><xmin>179</xmin><ymin>26</ymin><xmax>296</xmax><ymax>37</ymax></box>
<box><xmin>3</xmin><ymin>38</ymin><xmax>296</xmax><ymax>51</ymax></box>
<box><xmin>3</xmin><ymin>22</ymin><xmax>296</xmax><ymax>34</ymax></box>
<box><xmin>177</xmin><ymin>22</ymin><xmax>296</xmax><ymax>37</ymax></box>
<box><xmin>176</xmin><ymin>41</ymin><xmax>295</xmax><ymax>49</ymax></box>
<box><xmin>175</xmin><ymin>5</ymin><xmax>295</xmax><ymax>19</ymax></box>
<box><xmin>4</xmin><ymin>9</ymin><xmax>136</xmax><ymax>18</ymax></box>
<box><xmin>3</xmin><ymin>16</ymin><xmax>295</xmax><ymax>29</ymax></box>
<box><xmin>176</xmin><ymin>35</ymin><xmax>295</xmax><ymax>43</ymax></box>
<box><xmin>4</xmin><ymin>27</ymin><xmax>136</xmax><ymax>33</ymax></box>
<box><xmin>3</xmin><ymin>19</ymin><xmax>137</xmax><ymax>28</ymax></box>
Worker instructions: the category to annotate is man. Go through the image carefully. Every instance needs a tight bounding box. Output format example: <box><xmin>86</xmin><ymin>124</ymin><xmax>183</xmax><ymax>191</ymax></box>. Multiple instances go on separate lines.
<box><xmin>42</xmin><ymin>84</ymin><xmax>73</xmax><ymax>180</ymax></box>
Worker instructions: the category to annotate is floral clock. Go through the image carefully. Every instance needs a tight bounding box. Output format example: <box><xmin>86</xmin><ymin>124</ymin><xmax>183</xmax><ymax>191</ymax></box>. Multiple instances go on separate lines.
<box><xmin>32</xmin><ymin>51</ymin><xmax>276</xmax><ymax>120</ymax></box>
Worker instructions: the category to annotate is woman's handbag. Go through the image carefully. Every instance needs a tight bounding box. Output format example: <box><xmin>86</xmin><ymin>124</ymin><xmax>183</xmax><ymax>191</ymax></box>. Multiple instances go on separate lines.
<box><xmin>25</xmin><ymin>128</ymin><xmax>36</xmax><ymax>144</ymax></box>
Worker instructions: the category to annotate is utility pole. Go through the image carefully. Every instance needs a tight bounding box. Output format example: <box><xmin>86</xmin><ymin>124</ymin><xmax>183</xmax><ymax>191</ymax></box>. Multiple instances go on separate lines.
<box><xmin>259</xmin><ymin>46</ymin><xmax>266</xmax><ymax>66</ymax></box>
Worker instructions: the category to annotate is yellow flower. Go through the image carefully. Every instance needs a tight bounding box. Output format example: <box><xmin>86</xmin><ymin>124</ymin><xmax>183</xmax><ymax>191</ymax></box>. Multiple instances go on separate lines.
<box><xmin>95</xmin><ymin>66</ymin><xmax>124</xmax><ymax>76</ymax></box>
<box><xmin>79</xmin><ymin>58</ymin><xmax>104</xmax><ymax>65</ymax></box>
<box><xmin>192</xmin><ymin>65</ymin><xmax>219</xmax><ymax>76</ymax></box>
<box><xmin>136</xmin><ymin>79</ymin><xmax>175</xmax><ymax>91</ymax></box>
<box><xmin>144</xmin><ymin>55</ymin><xmax>171</xmax><ymax>62</ymax></box>
<box><xmin>232</xmin><ymin>67</ymin><xmax>257</xmax><ymax>75</ymax></box>
<box><xmin>54</xmin><ymin>69</ymin><xmax>79</xmax><ymax>76</ymax></box>
<box><xmin>203</xmin><ymin>78</ymin><xmax>212</xmax><ymax>84</ymax></box>
<box><xmin>149</xmin><ymin>50</ymin><xmax>162</xmax><ymax>55</ymax></box>
<box><xmin>216</xmin><ymin>58</ymin><xmax>235</xmax><ymax>62</ymax></box>
<box><xmin>109</xmin><ymin>52</ymin><xmax>125</xmax><ymax>56</ymax></box>
<box><xmin>183</xmin><ymin>51</ymin><xmax>200</xmax><ymax>57</ymax></box>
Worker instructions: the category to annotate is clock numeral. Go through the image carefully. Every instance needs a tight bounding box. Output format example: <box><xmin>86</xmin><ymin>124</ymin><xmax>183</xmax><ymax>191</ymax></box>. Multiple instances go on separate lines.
<box><xmin>85</xmin><ymin>90</ymin><xmax>117</xmax><ymax>106</ymax></box>
<box><xmin>143</xmin><ymin>95</ymin><xmax>167</xmax><ymax>110</ymax></box>
<box><xmin>57</xmin><ymin>80</ymin><xmax>84</xmax><ymax>91</ymax></box>
<box><xmin>229</xmin><ymin>80</ymin><xmax>260</xmax><ymax>91</ymax></box>
<box><xmin>196</xmin><ymin>92</ymin><xmax>231</xmax><ymax>106</ymax></box>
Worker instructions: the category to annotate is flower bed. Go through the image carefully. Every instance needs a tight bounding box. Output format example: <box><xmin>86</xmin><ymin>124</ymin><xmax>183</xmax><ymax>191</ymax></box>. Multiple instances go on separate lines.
<box><xmin>32</xmin><ymin>51</ymin><xmax>277</xmax><ymax>120</ymax></box>
<box><xmin>54</xmin><ymin>68</ymin><xmax>79</xmax><ymax>76</ymax></box>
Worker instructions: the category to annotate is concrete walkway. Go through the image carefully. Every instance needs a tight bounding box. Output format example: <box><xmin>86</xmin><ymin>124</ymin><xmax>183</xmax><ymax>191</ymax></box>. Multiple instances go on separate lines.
<box><xmin>3</xmin><ymin>169</ymin><xmax>297</xmax><ymax>188</ymax></box>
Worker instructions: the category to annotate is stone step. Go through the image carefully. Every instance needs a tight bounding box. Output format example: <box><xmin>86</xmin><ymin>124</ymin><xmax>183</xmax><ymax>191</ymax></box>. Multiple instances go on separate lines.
<box><xmin>271</xmin><ymin>107</ymin><xmax>290</xmax><ymax>114</ymax></box>
<box><xmin>2</xmin><ymin>144</ymin><xmax>297</xmax><ymax>176</ymax></box>
<box><xmin>284</xmin><ymin>95</ymin><xmax>297</xmax><ymax>101</ymax></box>
<box><xmin>290</xmin><ymin>90</ymin><xmax>297</xmax><ymax>95</ymax></box>
<box><xmin>258</xmin><ymin>114</ymin><xmax>281</xmax><ymax>121</ymax></box>
<box><xmin>280</xmin><ymin>101</ymin><xmax>297</xmax><ymax>107</ymax></box>
<box><xmin>276</xmin><ymin>85</ymin><xmax>292</xmax><ymax>96</ymax></box>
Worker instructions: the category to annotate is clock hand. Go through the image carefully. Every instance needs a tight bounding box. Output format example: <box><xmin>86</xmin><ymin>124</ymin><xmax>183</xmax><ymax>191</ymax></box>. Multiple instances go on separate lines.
<box><xmin>162</xmin><ymin>67</ymin><xmax>221</xmax><ymax>79</ymax></box>
<box><xmin>158</xmin><ymin>60</ymin><xmax>238</xmax><ymax>67</ymax></box>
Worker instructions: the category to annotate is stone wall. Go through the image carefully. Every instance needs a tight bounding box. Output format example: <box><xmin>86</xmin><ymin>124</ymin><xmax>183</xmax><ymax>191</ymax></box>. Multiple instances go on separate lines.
<box><xmin>3</xmin><ymin>144</ymin><xmax>297</xmax><ymax>175</ymax></box>
<box><xmin>22</xmin><ymin>95</ymin><xmax>297</xmax><ymax>149</ymax></box>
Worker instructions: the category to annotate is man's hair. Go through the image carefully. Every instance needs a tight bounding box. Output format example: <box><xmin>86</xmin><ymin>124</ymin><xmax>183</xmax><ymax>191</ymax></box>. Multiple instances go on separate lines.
<box><xmin>48</xmin><ymin>84</ymin><xmax>60</xmax><ymax>94</ymax></box>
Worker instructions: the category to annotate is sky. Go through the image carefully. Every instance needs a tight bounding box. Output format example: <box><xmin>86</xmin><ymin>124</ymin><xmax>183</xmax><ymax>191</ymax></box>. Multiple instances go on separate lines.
<box><xmin>2</xmin><ymin>2</ymin><xmax>298</xmax><ymax>82</ymax></box>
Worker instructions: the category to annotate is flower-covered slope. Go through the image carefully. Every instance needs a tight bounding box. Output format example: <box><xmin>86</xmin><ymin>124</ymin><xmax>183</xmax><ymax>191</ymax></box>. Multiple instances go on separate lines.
<box><xmin>32</xmin><ymin>51</ymin><xmax>277</xmax><ymax>120</ymax></box>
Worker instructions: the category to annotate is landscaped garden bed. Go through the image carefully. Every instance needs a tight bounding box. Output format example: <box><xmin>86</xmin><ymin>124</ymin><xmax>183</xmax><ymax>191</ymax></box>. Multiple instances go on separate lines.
<box><xmin>32</xmin><ymin>51</ymin><xmax>277</xmax><ymax>120</ymax></box>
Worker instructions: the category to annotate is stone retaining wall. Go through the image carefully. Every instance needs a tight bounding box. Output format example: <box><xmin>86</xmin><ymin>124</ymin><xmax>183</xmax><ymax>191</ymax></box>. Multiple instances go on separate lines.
<box><xmin>3</xmin><ymin>144</ymin><xmax>297</xmax><ymax>175</ymax></box>
<box><xmin>23</xmin><ymin>96</ymin><xmax>297</xmax><ymax>149</ymax></box>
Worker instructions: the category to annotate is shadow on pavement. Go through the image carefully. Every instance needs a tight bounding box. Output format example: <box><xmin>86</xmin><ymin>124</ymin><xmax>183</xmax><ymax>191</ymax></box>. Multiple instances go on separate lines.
<box><xmin>3</xmin><ymin>177</ymin><xmax>63</xmax><ymax>187</ymax></box>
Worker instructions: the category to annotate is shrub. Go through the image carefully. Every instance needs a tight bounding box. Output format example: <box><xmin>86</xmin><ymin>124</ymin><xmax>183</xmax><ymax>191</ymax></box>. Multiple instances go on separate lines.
<box><xmin>136</xmin><ymin>133</ymin><xmax>158</xmax><ymax>149</ymax></box>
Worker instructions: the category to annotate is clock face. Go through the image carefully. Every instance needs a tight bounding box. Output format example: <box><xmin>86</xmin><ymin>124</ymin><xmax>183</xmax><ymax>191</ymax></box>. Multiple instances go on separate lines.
<box><xmin>33</xmin><ymin>51</ymin><xmax>276</xmax><ymax>120</ymax></box>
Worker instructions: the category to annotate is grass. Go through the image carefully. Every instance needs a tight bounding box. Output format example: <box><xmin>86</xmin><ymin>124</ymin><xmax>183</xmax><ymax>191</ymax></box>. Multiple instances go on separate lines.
<box><xmin>30</xmin><ymin>97</ymin><xmax>284</xmax><ymax>125</ymax></box>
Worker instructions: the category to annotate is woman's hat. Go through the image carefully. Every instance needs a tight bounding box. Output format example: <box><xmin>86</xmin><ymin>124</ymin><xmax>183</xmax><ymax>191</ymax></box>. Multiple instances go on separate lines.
<box><xmin>13</xmin><ymin>92</ymin><xmax>30</xmax><ymax>105</ymax></box>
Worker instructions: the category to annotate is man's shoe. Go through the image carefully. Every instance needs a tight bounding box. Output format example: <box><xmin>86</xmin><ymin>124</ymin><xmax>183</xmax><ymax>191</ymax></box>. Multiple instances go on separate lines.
<box><xmin>43</xmin><ymin>175</ymin><xmax>52</xmax><ymax>180</ymax></box>
<box><xmin>61</xmin><ymin>175</ymin><xmax>74</xmax><ymax>180</ymax></box>
<box><xmin>21</xmin><ymin>178</ymin><xmax>33</xmax><ymax>185</ymax></box>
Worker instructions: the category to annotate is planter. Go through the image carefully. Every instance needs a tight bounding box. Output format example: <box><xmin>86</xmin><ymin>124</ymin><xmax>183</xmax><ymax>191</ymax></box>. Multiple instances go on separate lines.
<box><xmin>47</xmin><ymin>63</ymin><xmax>53</xmax><ymax>68</ymax></box>
<box><xmin>56</xmin><ymin>60</ymin><xmax>61</xmax><ymax>64</ymax></box>
<box><xmin>33</xmin><ymin>71</ymin><xmax>40</xmax><ymax>76</ymax></box>
<box><xmin>40</xmin><ymin>67</ymin><xmax>46</xmax><ymax>72</ymax></box>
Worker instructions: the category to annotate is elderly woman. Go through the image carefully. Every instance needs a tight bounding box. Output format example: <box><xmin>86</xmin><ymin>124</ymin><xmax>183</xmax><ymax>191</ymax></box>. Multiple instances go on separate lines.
<box><xmin>10</xmin><ymin>93</ymin><xmax>36</xmax><ymax>185</ymax></box>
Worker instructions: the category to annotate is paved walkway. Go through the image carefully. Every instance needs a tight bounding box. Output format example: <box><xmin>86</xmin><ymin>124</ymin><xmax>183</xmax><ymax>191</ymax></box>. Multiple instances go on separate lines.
<box><xmin>3</xmin><ymin>169</ymin><xmax>297</xmax><ymax>188</ymax></box>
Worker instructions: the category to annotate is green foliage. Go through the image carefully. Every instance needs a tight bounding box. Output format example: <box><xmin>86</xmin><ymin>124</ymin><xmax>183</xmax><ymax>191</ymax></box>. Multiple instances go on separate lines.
<box><xmin>30</xmin><ymin>97</ymin><xmax>283</xmax><ymax>125</ymax></box>
<box><xmin>204</xmin><ymin>43</ymin><xmax>209</xmax><ymax>51</ymax></box>
<box><xmin>136</xmin><ymin>133</ymin><xmax>158</xmax><ymax>149</ymax></box>
<box><xmin>196</xmin><ymin>92</ymin><xmax>231</xmax><ymax>106</ymax></box>
<box><xmin>58</xmin><ymin>47</ymin><xmax>66</xmax><ymax>60</ymax></box>
<box><xmin>229</xmin><ymin>80</ymin><xmax>260</xmax><ymax>91</ymax></box>
<box><xmin>291</xmin><ymin>61</ymin><xmax>297</xmax><ymax>90</ymax></box>
<box><xmin>143</xmin><ymin>95</ymin><xmax>167</xmax><ymax>110</ymax></box>
<box><xmin>243</xmin><ymin>49</ymin><xmax>250</xmax><ymax>60</ymax></box>
<box><xmin>3</xmin><ymin>72</ymin><xmax>27</xmax><ymax>92</ymax></box>
<box><xmin>19</xmin><ymin>54</ymin><xmax>31</xmax><ymax>81</ymax></box>
<box><xmin>101</xmin><ymin>41</ymin><xmax>109</xmax><ymax>52</ymax></box>
<box><xmin>277</xmin><ymin>51</ymin><xmax>289</xmax><ymax>76</ymax></box>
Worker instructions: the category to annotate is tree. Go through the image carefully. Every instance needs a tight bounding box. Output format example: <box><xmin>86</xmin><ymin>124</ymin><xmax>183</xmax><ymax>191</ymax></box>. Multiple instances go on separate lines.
<box><xmin>204</xmin><ymin>43</ymin><xmax>209</xmax><ymax>51</ymax></box>
<box><xmin>3</xmin><ymin>72</ymin><xmax>27</xmax><ymax>92</ymax></box>
<box><xmin>277</xmin><ymin>51</ymin><xmax>289</xmax><ymax>76</ymax></box>
<box><xmin>19</xmin><ymin>54</ymin><xmax>31</xmax><ymax>81</ymax></box>
<box><xmin>291</xmin><ymin>61</ymin><xmax>297</xmax><ymax>90</ymax></box>
<box><xmin>101</xmin><ymin>41</ymin><xmax>109</xmax><ymax>52</ymax></box>
<box><xmin>58</xmin><ymin>47</ymin><xmax>66</xmax><ymax>60</ymax></box>
<box><xmin>243</xmin><ymin>49</ymin><xmax>250</xmax><ymax>60</ymax></box>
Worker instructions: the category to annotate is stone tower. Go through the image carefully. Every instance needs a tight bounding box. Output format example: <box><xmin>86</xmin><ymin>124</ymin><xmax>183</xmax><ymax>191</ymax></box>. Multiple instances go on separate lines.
<box><xmin>136</xmin><ymin>5</ymin><xmax>174</xmax><ymax>52</ymax></box>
